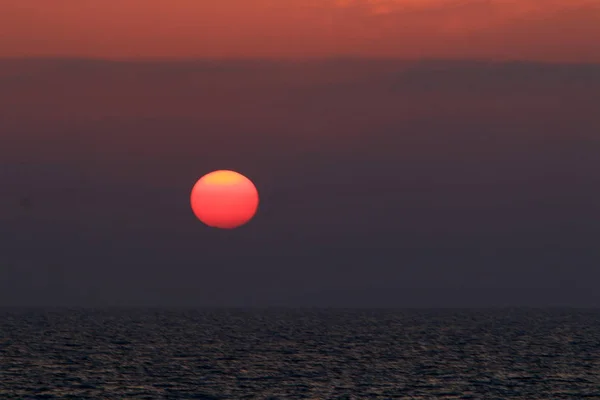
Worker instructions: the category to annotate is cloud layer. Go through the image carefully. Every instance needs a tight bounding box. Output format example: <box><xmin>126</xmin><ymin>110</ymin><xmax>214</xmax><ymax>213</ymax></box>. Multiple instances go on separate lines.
<box><xmin>0</xmin><ymin>0</ymin><xmax>599</xmax><ymax>61</ymax></box>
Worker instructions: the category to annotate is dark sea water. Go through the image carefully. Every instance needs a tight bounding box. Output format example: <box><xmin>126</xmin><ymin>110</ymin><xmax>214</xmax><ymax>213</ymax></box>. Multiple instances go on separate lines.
<box><xmin>1</xmin><ymin>308</ymin><xmax>599</xmax><ymax>399</ymax></box>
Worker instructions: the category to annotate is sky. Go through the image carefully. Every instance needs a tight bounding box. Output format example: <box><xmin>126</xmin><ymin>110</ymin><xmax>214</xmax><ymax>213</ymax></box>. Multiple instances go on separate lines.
<box><xmin>1</xmin><ymin>0</ymin><xmax>600</xmax><ymax>61</ymax></box>
<box><xmin>1</xmin><ymin>0</ymin><xmax>600</xmax><ymax>307</ymax></box>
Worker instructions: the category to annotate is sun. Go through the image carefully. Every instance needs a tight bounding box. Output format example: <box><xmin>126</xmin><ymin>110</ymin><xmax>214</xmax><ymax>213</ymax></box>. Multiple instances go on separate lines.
<box><xmin>190</xmin><ymin>170</ymin><xmax>259</xmax><ymax>229</ymax></box>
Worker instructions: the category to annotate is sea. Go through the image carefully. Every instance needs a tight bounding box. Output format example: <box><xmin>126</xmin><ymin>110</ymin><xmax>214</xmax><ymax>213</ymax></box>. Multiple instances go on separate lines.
<box><xmin>1</xmin><ymin>308</ymin><xmax>599</xmax><ymax>399</ymax></box>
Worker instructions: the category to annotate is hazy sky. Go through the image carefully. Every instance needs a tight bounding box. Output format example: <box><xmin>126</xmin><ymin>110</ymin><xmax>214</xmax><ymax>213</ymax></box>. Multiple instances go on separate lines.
<box><xmin>1</xmin><ymin>1</ymin><xmax>599</xmax><ymax>307</ymax></box>
<box><xmin>1</xmin><ymin>0</ymin><xmax>600</xmax><ymax>61</ymax></box>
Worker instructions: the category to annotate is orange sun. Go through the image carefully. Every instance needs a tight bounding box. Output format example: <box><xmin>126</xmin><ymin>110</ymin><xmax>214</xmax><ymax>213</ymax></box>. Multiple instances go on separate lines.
<box><xmin>190</xmin><ymin>170</ymin><xmax>259</xmax><ymax>229</ymax></box>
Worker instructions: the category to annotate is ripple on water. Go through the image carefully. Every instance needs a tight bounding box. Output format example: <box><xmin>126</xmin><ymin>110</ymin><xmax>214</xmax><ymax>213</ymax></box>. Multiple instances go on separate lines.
<box><xmin>1</xmin><ymin>308</ymin><xmax>599</xmax><ymax>399</ymax></box>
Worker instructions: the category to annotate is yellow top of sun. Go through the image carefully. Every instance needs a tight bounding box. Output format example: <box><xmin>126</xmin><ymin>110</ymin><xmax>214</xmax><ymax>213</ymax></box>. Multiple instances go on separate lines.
<box><xmin>201</xmin><ymin>170</ymin><xmax>246</xmax><ymax>185</ymax></box>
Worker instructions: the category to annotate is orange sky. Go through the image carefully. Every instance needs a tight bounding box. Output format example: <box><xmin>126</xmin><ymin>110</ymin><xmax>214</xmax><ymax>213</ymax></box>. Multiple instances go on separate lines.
<box><xmin>1</xmin><ymin>0</ymin><xmax>599</xmax><ymax>62</ymax></box>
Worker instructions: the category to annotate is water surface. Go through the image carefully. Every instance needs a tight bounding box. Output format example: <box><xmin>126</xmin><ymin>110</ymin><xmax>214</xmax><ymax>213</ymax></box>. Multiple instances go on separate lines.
<box><xmin>1</xmin><ymin>308</ymin><xmax>599</xmax><ymax>398</ymax></box>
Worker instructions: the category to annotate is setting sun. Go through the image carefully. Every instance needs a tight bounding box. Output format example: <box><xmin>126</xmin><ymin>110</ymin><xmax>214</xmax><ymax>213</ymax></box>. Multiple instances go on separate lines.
<box><xmin>190</xmin><ymin>170</ymin><xmax>259</xmax><ymax>229</ymax></box>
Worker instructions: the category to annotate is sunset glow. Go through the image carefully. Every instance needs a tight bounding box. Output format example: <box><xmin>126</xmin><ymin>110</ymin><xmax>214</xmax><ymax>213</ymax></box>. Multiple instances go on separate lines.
<box><xmin>1</xmin><ymin>0</ymin><xmax>599</xmax><ymax>62</ymax></box>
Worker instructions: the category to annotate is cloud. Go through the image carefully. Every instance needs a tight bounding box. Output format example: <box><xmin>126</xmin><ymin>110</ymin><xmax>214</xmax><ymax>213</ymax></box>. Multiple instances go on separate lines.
<box><xmin>333</xmin><ymin>0</ymin><xmax>600</xmax><ymax>31</ymax></box>
<box><xmin>327</xmin><ymin>0</ymin><xmax>600</xmax><ymax>62</ymax></box>
<box><xmin>334</xmin><ymin>0</ymin><xmax>598</xmax><ymax>15</ymax></box>
<box><xmin>1</xmin><ymin>0</ymin><xmax>598</xmax><ymax>61</ymax></box>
